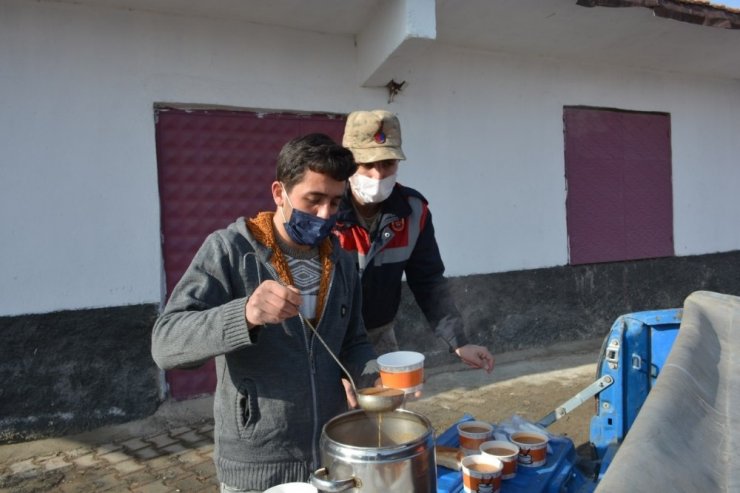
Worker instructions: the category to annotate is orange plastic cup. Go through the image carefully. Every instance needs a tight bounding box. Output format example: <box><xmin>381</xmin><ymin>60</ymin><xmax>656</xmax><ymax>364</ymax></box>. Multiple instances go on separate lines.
<box><xmin>457</xmin><ymin>421</ymin><xmax>494</xmax><ymax>456</ymax></box>
<box><xmin>461</xmin><ymin>454</ymin><xmax>503</xmax><ymax>493</ymax></box>
<box><xmin>377</xmin><ymin>351</ymin><xmax>425</xmax><ymax>393</ymax></box>
<box><xmin>510</xmin><ymin>431</ymin><xmax>549</xmax><ymax>468</ymax></box>
<box><xmin>480</xmin><ymin>440</ymin><xmax>519</xmax><ymax>479</ymax></box>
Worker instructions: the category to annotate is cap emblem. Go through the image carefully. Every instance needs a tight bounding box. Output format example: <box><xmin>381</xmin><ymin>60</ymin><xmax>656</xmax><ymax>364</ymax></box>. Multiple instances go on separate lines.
<box><xmin>373</xmin><ymin>122</ymin><xmax>386</xmax><ymax>144</ymax></box>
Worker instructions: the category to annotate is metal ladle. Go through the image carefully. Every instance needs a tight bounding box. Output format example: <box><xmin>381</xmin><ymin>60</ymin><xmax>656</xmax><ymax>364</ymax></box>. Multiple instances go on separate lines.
<box><xmin>299</xmin><ymin>313</ymin><xmax>405</xmax><ymax>413</ymax></box>
<box><xmin>259</xmin><ymin>262</ymin><xmax>404</xmax><ymax>413</ymax></box>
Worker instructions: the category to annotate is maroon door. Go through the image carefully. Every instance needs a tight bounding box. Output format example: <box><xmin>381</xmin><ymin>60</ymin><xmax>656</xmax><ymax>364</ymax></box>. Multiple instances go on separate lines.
<box><xmin>564</xmin><ymin>107</ymin><xmax>673</xmax><ymax>265</ymax></box>
<box><xmin>155</xmin><ymin>108</ymin><xmax>346</xmax><ymax>399</ymax></box>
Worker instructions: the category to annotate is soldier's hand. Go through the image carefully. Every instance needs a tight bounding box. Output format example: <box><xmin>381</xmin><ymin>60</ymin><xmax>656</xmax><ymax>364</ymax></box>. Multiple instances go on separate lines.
<box><xmin>455</xmin><ymin>344</ymin><xmax>495</xmax><ymax>373</ymax></box>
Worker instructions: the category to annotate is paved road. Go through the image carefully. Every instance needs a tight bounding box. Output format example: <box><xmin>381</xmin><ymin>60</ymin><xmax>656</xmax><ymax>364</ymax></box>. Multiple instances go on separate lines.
<box><xmin>0</xmin><ymin>338</ymin><xmax>602</xmax><ymax>492</ymax></box>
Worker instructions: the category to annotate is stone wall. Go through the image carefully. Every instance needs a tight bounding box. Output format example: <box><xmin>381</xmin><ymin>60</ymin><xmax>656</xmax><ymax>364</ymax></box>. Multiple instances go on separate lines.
<box><xmin>2</xmin><ymin>250</ymin><xmax>739</xmax><ymax>442</ymax></box>
<box><xmin>396</xmin><ymin>250</ymin><xmax>740</xmax><ymax>367</ymax></box>
<box><xmin>0</xmin><ymin>305</ymin><xmax>160</xmax><ymax>443</ymax></box>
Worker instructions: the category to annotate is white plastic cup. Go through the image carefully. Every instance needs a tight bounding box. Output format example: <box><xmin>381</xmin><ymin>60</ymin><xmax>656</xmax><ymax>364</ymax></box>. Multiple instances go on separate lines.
<box><xmin>263</xmin><ymin>482</ymin><xmax>317</xmax><ymax>493</ymax></box>
<box><xmin>457</xmin><ymin>420</ymin><xmax>494</xmax><ymax>456</ymax></box>
<box><xmin>510</xmin><ymin>431</ymin><xmax>549</xmax><ymax>468</ymax></box>
<box><xmin>377</xmin><ymin>351</ymin><xmax>425</xmax><ymax>393</ymax></box>
<box><xmin>461</xmin><ymin>454</ymin><xmax>503</xmax><ymax>493</ymax></box>
<box><xmin>480</xmin><ymin>440</ymin><xmax>519</xmax><ymax>479</ymax></box>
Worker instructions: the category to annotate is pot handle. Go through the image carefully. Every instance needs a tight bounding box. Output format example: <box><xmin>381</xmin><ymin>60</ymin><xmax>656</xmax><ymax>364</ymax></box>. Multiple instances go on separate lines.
<box><xmin>309</xmin><ymin>467</ymin><xmax>360</xmax><ymax>492</ymax></box>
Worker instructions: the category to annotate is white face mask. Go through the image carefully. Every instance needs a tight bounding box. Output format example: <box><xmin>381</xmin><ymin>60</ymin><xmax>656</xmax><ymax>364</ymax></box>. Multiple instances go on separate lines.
<box><xmin>349</xmin><ymin>173</ymin><xmax>397</xmax><ymax>204</ymax></box>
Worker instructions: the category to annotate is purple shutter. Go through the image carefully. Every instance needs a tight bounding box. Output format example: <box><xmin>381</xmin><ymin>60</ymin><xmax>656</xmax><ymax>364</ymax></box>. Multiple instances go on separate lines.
<box><xmin>564</xmin><ymin>107</ymin><xmax>673</xmax><ymax>265</ymax></box>
<box><xmin>155</xmin><ymin>108</ymin><xmax>346</xmax><ymax>399</ymax></box>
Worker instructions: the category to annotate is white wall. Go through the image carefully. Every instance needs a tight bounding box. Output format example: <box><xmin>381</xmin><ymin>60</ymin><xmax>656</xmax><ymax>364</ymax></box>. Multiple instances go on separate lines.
<box><xmin>0</xmin><ymin>0</ymin><xmax>375</xmax><ymax>316</ymax></box>
<box><xmin>1</xmin><ymin>0</ymin><xmax>739</xmax><ymax>316</ymax></box>
<box><xmin>392</xmin><ymin>48</ymin><xmax>740</xmax><ymax>274</ymax></box>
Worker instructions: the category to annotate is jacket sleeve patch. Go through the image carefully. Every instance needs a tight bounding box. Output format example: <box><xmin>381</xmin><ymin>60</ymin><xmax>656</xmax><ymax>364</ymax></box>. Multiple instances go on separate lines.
<box><xmin>385</xmin><ymin>221</ymin><xmax>409</xmax><ymax>249</ymax></box>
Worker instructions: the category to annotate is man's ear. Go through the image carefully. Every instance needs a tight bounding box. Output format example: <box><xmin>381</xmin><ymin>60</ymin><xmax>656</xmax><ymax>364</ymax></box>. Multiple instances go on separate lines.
<box><xmin>271</xmin><ymin>181</ymin><xmax>284</xmax><ymax>207</ymax></box>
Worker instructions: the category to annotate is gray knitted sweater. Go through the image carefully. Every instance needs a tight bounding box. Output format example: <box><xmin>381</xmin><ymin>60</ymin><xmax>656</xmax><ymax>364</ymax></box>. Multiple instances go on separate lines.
<box><xmin>151</xmin><ymin>217</ymin><xmax>377</xmax><ymax>490</ymax></box>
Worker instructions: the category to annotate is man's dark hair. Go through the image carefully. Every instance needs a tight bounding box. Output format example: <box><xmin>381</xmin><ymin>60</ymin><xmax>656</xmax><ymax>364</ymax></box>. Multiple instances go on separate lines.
<box><xmin>276</xmin><ymin>133</ymin><xmax>357</xmax><ymax>190</ymax></box>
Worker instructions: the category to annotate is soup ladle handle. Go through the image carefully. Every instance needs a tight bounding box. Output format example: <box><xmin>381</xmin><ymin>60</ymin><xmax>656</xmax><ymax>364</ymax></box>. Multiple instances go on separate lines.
<box><xmin>260</xmin><ymin>262</ymin><xmax>360</xmax><ymax>392</ymax></box>
<box><xmin>298</xmin><ymin>312</ymin><xmax>359</xmax><ymax>393</ymax></box>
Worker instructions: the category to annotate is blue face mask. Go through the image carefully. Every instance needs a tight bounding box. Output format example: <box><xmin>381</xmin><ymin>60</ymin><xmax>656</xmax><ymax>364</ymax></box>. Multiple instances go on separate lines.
<box><xmin>281</xmin><ymin>184</ymin><xmax>337</xmax><ymax>247</ymax></box>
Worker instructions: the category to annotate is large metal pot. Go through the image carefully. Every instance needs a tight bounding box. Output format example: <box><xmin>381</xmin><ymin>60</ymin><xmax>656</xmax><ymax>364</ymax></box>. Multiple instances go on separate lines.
<box><xmin>310</xmin><ymin>409</ymin><xmax>436</xmax><ymax>493</ymax></box>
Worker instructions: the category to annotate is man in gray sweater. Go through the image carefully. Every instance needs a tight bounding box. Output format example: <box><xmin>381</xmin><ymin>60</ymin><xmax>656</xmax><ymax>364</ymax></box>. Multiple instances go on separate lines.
<box><xmin>152</xmin><ymin>133</ymin><xmax>378</xmax><ymax>492</ymax></box>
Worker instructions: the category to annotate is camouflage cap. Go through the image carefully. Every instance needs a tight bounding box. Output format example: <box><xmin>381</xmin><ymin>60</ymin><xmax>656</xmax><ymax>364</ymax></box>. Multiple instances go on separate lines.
<box><xmin>342</xmin><ymin>110</ymin><xmax>406</xmax><ymax>163</ymax></box>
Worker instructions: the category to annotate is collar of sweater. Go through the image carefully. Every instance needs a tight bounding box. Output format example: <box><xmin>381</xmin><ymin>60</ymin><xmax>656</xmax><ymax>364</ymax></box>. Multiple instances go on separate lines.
<box><xmin>246</xmin><ymin>211</ymin><xmax>333</xmax><ymax>323</ymax></box>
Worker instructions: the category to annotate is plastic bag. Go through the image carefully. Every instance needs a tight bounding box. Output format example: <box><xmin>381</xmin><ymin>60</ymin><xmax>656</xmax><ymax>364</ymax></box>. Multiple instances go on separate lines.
<box><xmin>494</xmin><ymin>414</ymin><xmax>553</xmax><ymax>454</ymax></box>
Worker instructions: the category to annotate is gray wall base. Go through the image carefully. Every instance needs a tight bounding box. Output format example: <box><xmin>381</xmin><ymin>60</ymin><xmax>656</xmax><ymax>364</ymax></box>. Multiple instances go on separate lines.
<box><xmin>0</xmin><ymin>304</ymin><xmax>161</xmax><ymax>444</ymax></box>
<box><xmin>396</xmin><ymin>250</ymin><xmax>740</xmax><ymax>367</ymax></box>
<box><xmin>2</xmin><ymin>251</ymin><xmax>739</xmax><ymax>443</ymax></box>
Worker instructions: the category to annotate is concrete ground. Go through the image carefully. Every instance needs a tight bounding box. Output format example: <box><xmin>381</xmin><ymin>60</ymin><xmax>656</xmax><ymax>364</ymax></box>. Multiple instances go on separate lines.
<box><xmin>0</xmin><ymin>338</ymin><xmax>603</xmax><ymax>493</ymax></box>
